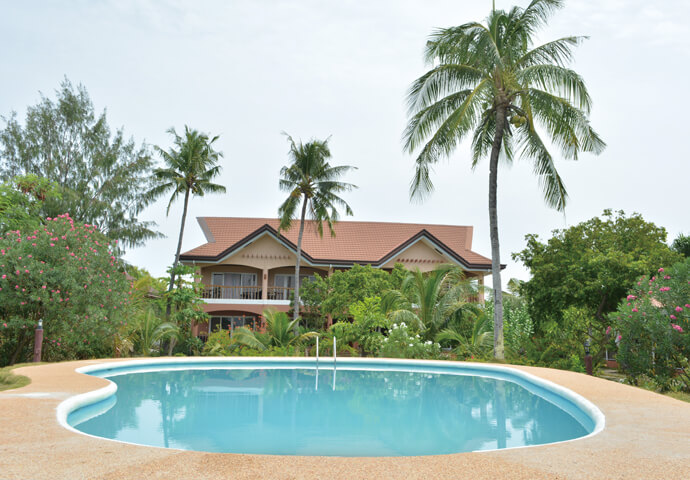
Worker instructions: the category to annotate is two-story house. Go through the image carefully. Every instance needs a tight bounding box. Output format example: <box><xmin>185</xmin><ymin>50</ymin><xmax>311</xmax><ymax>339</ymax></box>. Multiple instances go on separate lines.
<box><xmin>180</xmin><ymin>217</ymin><xmax>495</xmax><ymax>338</ymax></box>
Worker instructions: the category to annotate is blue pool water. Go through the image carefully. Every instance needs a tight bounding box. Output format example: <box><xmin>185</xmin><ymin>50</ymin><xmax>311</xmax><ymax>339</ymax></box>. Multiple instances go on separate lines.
<box><xmin>67</xmin><ymin>361</ymin><xmax>596</xmax><ymax>456</ymax></box>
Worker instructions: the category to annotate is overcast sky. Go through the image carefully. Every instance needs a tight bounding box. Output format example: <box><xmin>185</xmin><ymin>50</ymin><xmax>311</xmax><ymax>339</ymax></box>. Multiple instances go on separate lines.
<box><xmin>1</xmin><ymin>0</ymin><xmax>688</xmax><ymax>287</ymax></box>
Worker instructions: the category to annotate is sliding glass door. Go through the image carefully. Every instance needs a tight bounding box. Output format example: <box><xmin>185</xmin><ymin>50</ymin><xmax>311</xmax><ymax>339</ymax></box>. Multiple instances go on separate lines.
<box><xmin>211</xmin><ymin>273</ymin><xmax>258</xmax><ymax>299</ymax></box>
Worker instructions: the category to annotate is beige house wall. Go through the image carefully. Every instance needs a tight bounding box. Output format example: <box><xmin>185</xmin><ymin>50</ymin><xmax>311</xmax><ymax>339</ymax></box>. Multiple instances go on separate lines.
<box><xmin>381</xmin><ymin>240</ymin><xmax>448</xmax><ymax>273</ymax></box>
<box><xmin>198</xmin><ymin>233</ymin><xmax>329</xmax><ymax>286</ymax></box>
<box><xmin>217</xmin><ymin>234</ymin><xmax>310</xmax><ymax>270</ymax></box>
<box><xmin>268</xmin><ymin>266</ymin><xmax>328</xmax><ymax>285</ymax></box>
<box><xmin>200</xmin><ymin>264</ymin><xmax>262</xmax><ymax>285</ymax></box>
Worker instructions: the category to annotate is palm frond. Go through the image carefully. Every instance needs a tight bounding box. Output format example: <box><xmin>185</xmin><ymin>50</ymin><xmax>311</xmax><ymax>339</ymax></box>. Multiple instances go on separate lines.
<box><xmin>233</xmin><ymin>327</ymin><xmax>267</xmax><ymax>351</ymax></box>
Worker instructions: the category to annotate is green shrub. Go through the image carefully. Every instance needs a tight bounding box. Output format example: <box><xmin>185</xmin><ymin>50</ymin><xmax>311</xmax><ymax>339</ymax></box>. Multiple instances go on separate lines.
<box><xmin>615</xmin><ymin>258</ymin><xmax>690</xmax><ymax>391</ymax></box>
<box><xmin>0</xmin><ymin>214</ymin><xmax>132</xmax><ymax>365</ymax></box>
<box><xmin>202</xmin><ymin>329</ymin><xmax>234</xmax><ymax>356</ymax></box>
<box><xmin>379</xmin><ymin>322</ymin><xmax>440</xmax><ymax>359</ymax></box>
<box><xmin>330</xmin><ymin>297</ymin><xmax>388</xmax><ymax>356</ymax></box>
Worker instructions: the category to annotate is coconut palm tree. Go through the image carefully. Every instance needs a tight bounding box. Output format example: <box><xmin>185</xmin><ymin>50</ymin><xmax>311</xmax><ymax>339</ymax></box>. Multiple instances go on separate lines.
<box><xmin>380</xmin><ymin>265</ymin><xmax>480</xmax><ymax>341</ymax></box>
<box><xmin>403</xmin><ymin>0</ymin><xmax>605</xmax><ymax>359</ymax></box>
<box><xmin>233</xmin><ymin>309</ymin><xmax>318</xmax><ymax>351</ymax></box>
<box><xmin>278</xmin><ymin>134</ymin><xmax>356</xmax><ymax>325</ymax></box>
<box><xmin>147</xmin><ymin>126</ymin><xmax>226</xmax><ymax>297</ymax></box>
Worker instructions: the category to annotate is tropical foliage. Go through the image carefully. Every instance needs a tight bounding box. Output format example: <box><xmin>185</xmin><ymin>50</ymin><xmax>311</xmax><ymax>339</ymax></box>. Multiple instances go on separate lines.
<box><xmin>0</xmin><ymin>175</ymin><xmax>61</xmax><ymax>234</ymax></box>
<box><xmin>404</xmin><ymin>0</ymin><xmax>605</xmax><ymax>359</ymax></box>
<box><xmin>514</xmin><ymin>210</ymin><xmax>682</xmax><ymax>335</ymax></box>
<box><xmin>233</xmin><ymin>309</ymin><xmax>318</xmax><ymax>352</ymax></box>
<box><xmin>437</xmin><ymin>314</ymin><xmax>493</xmax><ymax>359</ymax></box>
<box><xmin>0</xmin><ymin>214</ymin><xmax>132</xmax><ymax>365</ymax></box>
<box><xmin>300</xmin><ymin>264</ymin><xmax>407</xmax><ymax>325</ymax></box>
<box><xmin>381</xmin><ymin>265</ymin><xmax>479</xmax><ymax>341</ymax></box>
<box><xmin>329</xmin><ymin>297</ymin><xmax>390</xmax><ymax>356</ymax></box>
<box><xmin>147</xmin><ymin>126</ymin><xmax>226</xmax><ymax>293</ymax></box>
<box><xmin>125</xmin><ymin>309</ymin><xmax>179</xmax><ymax>357</ymax></box>
<box><xmin>379</xmin><ymin>322</ymin><xmax>441</xmax><ymax>359</ymax></box>
<box><xmin>615</xmin><ymin>258</ymin><xmax>690</xmax><ymax>392</ymax></box>
<box><xmin>0</xmin><ymin>79</ymin><xmax>159</xmax><ymax>247</ymax></box>
<box><xmin>278</xmin><ymin>135</ymin><xmax>356</xmax><ymax>323</ymax></box>
<box><xmin>672</xmin><ymin>233</ymin><xmax>690</xmax><ymax>258</ymax></box>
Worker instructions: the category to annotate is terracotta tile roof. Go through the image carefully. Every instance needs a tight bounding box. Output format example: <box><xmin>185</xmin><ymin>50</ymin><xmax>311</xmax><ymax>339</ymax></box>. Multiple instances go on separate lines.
<box><xmin>180</xmin><ymin>217</ymin><xmax>493</xmax><ymax>269</ymax></box>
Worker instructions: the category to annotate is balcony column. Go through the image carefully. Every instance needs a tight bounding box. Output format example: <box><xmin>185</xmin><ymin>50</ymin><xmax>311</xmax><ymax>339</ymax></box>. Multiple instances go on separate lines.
<box><xmin>478</xmin><ymin>274</ymin><xmax>485</xmax><ymax>303</ymax></box>
<box><xmin>262</xmin><ymin>268</ymin><xmax>268</xmax><ymax>300</ymax></box>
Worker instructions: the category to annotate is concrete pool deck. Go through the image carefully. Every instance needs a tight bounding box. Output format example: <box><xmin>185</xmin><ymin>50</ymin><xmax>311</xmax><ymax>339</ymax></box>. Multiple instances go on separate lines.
<box><xmin>1</xmin><ymin>359</ymin><xmax>689</xmax><ymax>480</ymax></box>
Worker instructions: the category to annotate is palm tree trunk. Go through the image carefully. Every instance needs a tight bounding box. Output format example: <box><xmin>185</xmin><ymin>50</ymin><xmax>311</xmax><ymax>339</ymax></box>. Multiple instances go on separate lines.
<box><xmin>292</xmin><ymin>197</ymin><xmax>308</xmax><ymax>330</ymax></box>
<box><xmin>489</xmin><ymin>104</ymin><xmax>507</xmax><ymax>360</ymax></box>
<box><xmin>166</xmin><ymin>187</ymin><xmax>191</xmax><ymax>317</ymax></box>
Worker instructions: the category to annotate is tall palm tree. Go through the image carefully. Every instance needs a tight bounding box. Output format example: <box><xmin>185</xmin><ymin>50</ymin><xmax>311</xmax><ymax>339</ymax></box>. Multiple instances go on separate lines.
<box><xmin>381</xmin><ymin>265</ymin><xmax>480</xmax><ymax>341</ymax></box>
<box><xmin>278</xmin><ymin>134</ymin><xmax>356</xmax><ymax>325</ymax></box>
<box><xmin>147</xmin><ymin>126</ymin><xmax>226</xmax><ymax>296</ymax></box>
<box><xmin>403</xmin><ymin>0</ymin><xmax>605</xmax><ymax>359</ymax></box>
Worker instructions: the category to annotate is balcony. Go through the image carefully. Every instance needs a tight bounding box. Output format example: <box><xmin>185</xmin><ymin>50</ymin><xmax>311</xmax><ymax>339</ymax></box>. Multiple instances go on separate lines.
<box><xmin>201</xmin><ymin>284</ymin><xmax>293</xmax><ymax>303</ymax></box>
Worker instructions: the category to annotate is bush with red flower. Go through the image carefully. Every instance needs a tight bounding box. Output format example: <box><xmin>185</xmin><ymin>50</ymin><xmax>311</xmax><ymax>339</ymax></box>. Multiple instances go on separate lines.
<box><xmin>614</xmin><ymin>258</ymin><xmax>690</xmax><ymax>391</ymax></box>
<box><xmin>0</xmin><ymin>214</ymin><xmax>132</xmax><ymax>365</ymax></box>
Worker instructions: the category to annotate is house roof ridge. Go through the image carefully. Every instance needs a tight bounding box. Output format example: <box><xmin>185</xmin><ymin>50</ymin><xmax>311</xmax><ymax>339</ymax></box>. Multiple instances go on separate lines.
<box><xmin>198</xmin><ymin>216</ymin><xmax>474</xmax><ymax>228</ymax></box>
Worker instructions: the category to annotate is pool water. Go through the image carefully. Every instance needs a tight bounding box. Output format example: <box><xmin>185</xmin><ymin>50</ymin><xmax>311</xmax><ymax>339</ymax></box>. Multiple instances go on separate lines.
<box><xmin>68</xmin><ymin>363</ymin><xmax>593</xmax><ymax>456</ymax></box>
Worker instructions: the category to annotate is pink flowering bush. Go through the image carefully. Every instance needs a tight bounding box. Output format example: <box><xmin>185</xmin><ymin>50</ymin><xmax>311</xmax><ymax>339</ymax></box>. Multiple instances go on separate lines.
<box><xmin>614</xmin><ymin>257</ymin><xmax>690</xmax><ymax>391</ymax></box>
<box><xmin>0</xmin><ymin>214</ymin><xmax>132</xmax><ymax>365</ymax></box>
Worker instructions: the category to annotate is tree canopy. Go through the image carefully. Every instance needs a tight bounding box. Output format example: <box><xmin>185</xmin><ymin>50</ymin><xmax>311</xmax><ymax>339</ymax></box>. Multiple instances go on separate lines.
<box><xmin>513</xmin><ymin>209</ymin><xmax>682</xmax><ymax>333</ymax></box>
<box><xmin>300</xmin><ymin>264</ymin><xmax>407</xmax><ymax>323</ymax></box>
<box><xmin>671</xmin><ymin>233</ymin><xmax>690</xmax><ymax>258</ymax></box>
<box><xmin>0</xmin><ymin>79</ymin><xmax>159</xmax><ymax>248</ymax></box>
<box><xmin>0</xmin><ymin>175</ymin><xmax>61</xmax><ymax>234</ymax></box>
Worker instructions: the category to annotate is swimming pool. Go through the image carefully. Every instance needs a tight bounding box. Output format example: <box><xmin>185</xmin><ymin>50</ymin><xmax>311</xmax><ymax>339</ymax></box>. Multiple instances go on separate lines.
<box><xmin>59</xmin><ymin>358</ymin><xmax>604</xmax><ymax>456</ymax></box>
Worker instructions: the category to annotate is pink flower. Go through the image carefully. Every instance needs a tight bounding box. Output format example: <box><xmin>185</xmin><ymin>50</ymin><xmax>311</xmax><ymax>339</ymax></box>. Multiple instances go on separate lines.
<box><xmin>676</xmin><ymin>306</ymin><xmax>684</xmax><ymax>312</ymax></box>
<box><xmin>626</xmin><ymin>295</ymin><xmax>636</xmax><ymax>301</ymax></box>
<box><xmin>632</xmin><ymin>307</ymin><xmax>638</xmax><ymax>313</ymax></box>
<box><xmin>1</xmin><ymin>274</ymin><xmax>5</xmax><ymax>279</ymax></box>
<box><xmin>670</xmin><ymin>315</ymin><xmax>677</xmax><ymax>320</ymax></box>
<box><xmin>616</xmin><ymin>334</ymin><xmax>622</xmax><ymax>342</ymax></box>
<box><xmin>42</xmin><ymin>285</ymin><xmax>46</xmax><ymax>289</ymax></box>
<box><xmin>2</xmin><ymin>323</ymin><xmax>6</xmax><ymax>328</ymax></box>
<box><xmin>672</xmin><ymin>324</ymin><xmax>684</xmax><ymax>333</ymax></box>
<box><xmin>606</xmin><ymin>326</ymin><xmax>612</xmax><ymax>335</ymax></box>
<box><xmin>658</xmin><ymin>268</ymin><xmax>664</xmax><ymax>273</ymax></box>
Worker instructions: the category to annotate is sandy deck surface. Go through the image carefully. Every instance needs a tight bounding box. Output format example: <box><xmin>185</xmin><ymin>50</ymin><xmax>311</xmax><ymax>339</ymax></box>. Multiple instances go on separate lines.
<box><xmin>1</xmin><ymin>358</ymin><xmax>689</xmax><ymax>480</ymax></box>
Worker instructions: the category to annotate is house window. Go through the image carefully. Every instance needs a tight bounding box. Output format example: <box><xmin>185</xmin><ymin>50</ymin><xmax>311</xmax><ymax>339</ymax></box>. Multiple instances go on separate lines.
<box><xmin>273</xmin><ymin>274</ymin><xmax>315</xmax><ymax>288</ymax></box>
<box><xmin>211</xmin><ymin>272</ymin><xmax>258</xmax><ymax>299</ymax></box>
<box><xmin>209</xmin><ymin>315</ymin><xmax>257</xmax><ymax>335</ymax></box>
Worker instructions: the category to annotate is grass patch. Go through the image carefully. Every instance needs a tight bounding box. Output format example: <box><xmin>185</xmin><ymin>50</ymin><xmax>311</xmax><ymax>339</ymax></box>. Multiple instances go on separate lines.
<box><xmin>0</xmin><ymin>363</ymin><xmax>34</xmax><ymax>392</ymax></box>
<box><xmin>665</xmin><ymin>390</ymin><xmax>690</xmax><ymax>403</ymax></box>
